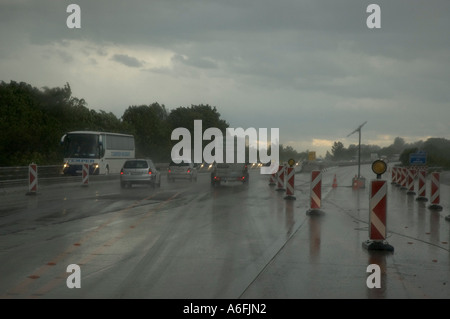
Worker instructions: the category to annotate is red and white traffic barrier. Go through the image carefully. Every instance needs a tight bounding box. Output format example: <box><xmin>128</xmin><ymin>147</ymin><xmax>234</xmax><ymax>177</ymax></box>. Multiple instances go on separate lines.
<box><xmin>275</xmin><ymin>165</ymin><xmax>285</xmax><ymax>191</ymax></box>
<box><xmin>306</xmin><ymin>170</ymin><xmax>322</xmax><ymax>215</ymax></box>
<box><xmin>415</xmin><ymin>169</ymin><xmax>428</xmax><ymax>202</ymax></box>
<box><xmin>268</xmin><ymin>171</ymin><xmax>276</xmax><ymax>186</ymax></box>
<box><xmin>362</xmin><ymin>179</ymin><xmax>394</xmax><ymax>251</ymax></box>
<box><xmin>82</xmin><ymin>163</ymin><xmax>89</xmax><ymax>186</ymax></box>
<box><xmin>391</xmin><ymin>166</ymin><xmax>397</xmax><ymax>185</ymax></box>
<box><xmin>26</xmin><ymin>163</ymin><xmax>38</xmax><ymax>195</ymax></box>
<box><xmin>400</xmin><ymin>167</ymin><xmax>407</xmax><ymax>190</ymax></box>
<box><xmin>393</xmin><ymin>167</ymin><xmax>400</xmax><ymax>186</ymax></box>
<box><xmin>284</xmin><ymin>166</ymin><xmax>296</xmax><ymax>200</ymax></box>
<box><xmin>406</xmin><ymin>168</ymin><xmax>416</xmax><ymax>195</ymax></box>
<box><xmin>428</xmin><ymin>172</ymin><xmax>442</xmax><ymax>210</ymax></box>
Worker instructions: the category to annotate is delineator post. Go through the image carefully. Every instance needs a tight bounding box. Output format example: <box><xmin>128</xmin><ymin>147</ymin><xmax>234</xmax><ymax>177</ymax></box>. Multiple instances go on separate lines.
<box><xmin>428</xmin><ymin>172</ymin><xmax>442</xmax><ymax>211</ymax></box>
<box><xmin>362</xmin><ymin>179</ymin><xmax>394</xmax><ymax>251</ymax></box>
<box><xmin>306</xmin><ymin>170</ymin><xmax>323</xmax><ymax>215</ymax></box>
<box><xmin>82</xmin><ymin>163</ymin><xmax>89</xmax><ymax>186</ymax></box>
<box><xmin>26</xmin><ymin>163</ymin><xmax>38</xmax><ymax>195</ymax></box>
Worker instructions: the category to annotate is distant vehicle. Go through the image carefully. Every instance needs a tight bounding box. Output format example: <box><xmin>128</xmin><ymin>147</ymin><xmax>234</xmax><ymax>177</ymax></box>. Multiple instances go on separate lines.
<box><xmin>210</xmin><ymin>162</ymin><xmax>249</xmax><ymax>186</ymax></box>
<box><xmin>167</xmin><ymin>159</ymin><xmax>198</xmax><ymax>182</ymax></box>
<box><xmin>61</xmin><ymin>131</ymin><xmax>135</xmax><ymax>175</ymax></box>
<box><xmin>120</xmin><ymin>159</ymin><xmax>161</xmax><ymax>188</ymax></box>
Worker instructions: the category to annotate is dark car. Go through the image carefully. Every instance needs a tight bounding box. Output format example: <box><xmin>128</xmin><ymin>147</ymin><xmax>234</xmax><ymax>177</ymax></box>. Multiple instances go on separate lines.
<box><xmin>120</xmin><ymin>159</ymin><xmax>161</xmax><ymax>188</ymax></box>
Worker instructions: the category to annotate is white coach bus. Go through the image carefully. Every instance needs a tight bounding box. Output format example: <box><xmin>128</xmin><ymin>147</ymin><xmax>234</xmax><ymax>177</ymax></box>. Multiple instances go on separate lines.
<box><xmin>61</xmin><ymin>131</ymin><xmax>135</xmax><ymax>175</ymax></box>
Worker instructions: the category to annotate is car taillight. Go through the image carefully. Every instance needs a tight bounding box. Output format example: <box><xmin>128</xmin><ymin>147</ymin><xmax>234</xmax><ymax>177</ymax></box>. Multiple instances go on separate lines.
<box><xmin>148</xmin><ymin>169</ymin><xmax>152</xmax><ymax>175</ymax></box>
<box><xmin>187</xmin><ymin>169</ymin><xmax>191</xmax><ymax>173</ymax></box>
<box><xmin>168</xmin><ymin>169</ymin><xmax>171</xmax><ymax>173</ymax></box>
<box><xmin>120</xmin><ymin>168</ymin><xmax>123</xmax><ymax>175</ymax></box>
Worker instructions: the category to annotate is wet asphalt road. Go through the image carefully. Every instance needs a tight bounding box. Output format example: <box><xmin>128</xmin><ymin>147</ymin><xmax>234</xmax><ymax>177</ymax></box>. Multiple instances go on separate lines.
<box><xmin>0</xmin><ymin>164</ymin><xmax>449</xmax><ymax>299</ymax></box>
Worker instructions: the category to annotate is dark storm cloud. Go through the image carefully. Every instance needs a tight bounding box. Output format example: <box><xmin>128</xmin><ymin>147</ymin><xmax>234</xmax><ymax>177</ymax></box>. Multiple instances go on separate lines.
<box><xmin>112</xmin><ymin>54</ymin><xmax>143</xmax><ymax>68</ymax></box>
<box><xmin>171</xmin><ymin>54</ymin><xmax>218</xmax><ymax>69</ymax></box>
<box><xmin>1</xmin><ymin>0</ymin><xmax>450</xmax><ymax>155</ymax></box>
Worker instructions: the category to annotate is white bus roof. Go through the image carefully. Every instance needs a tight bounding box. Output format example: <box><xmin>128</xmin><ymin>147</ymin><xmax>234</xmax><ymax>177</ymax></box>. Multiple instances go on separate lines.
<box><xmin>66</xmin><ymin>131</ymin><xmax>133</xmax><ymax>137</ymax></box>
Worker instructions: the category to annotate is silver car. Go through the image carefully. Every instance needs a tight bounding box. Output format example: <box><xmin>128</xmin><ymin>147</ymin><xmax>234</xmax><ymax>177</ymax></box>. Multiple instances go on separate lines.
<box><xmin>120</xmin><ymin>159</ymin><xmax>161</xmax><ymax>188</ymax></box>
<box><xmin>167</xmin><ymin>160</ymin><xmax>198</xmax><ymax>182</ymax></box>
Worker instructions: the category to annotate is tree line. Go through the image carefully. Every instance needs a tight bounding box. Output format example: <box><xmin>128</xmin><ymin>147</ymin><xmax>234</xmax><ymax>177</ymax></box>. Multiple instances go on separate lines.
<box><xmin>1</xmin><ymin>81</ymin><xmax>449</xmax><ymax>168</ymax></box>
<box><xmin>0</xmin><ymin>81</ymin><xmax>307</xmax><ymax>166</ymax></box>
<box><xmin>327</xmin><ymin>137</ymin><xmax>450</xmax><ymax>169</ymax></box>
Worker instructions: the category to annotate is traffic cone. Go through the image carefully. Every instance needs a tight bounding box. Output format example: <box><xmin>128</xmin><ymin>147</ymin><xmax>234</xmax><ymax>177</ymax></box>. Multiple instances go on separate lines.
<box><xmin>332</xmin><ymin>174</ymin><xmax>337</xmax><ymax>188</ymax></box>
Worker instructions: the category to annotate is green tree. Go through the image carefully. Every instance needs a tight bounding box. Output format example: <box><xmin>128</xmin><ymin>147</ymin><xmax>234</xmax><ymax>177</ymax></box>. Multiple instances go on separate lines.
<box><xmin>167</xmin><ymin>104</ymin><xmax>229</xmax><ymax>160</ymax></box>
<box><xmin>121</xmin><ymin>103</ymin><xmax>170</xmax><ymax>162</ymax></box>
<box><xmin>0</xmin><ymin>81</ymin><xmax>128</xmax><ymax>165</ymax></box>
<box><xmin>331</xmin><ymin>141</ymin><xmax>346</xmax><ymax>161</ymax></box>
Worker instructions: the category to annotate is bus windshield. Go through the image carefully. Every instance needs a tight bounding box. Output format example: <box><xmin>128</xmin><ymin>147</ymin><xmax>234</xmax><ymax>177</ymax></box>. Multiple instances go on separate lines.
<box><xmin>63</xmin><ymin>134</ymin><xmax>99</xmax><ymax>159</ymax></box>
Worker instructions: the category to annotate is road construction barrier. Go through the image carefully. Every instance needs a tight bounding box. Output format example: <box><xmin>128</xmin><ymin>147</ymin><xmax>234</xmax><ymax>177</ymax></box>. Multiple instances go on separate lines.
<box><xmin>362</xmin><ymin>179</ymin><xmax>394</xmax><ymax>251</ymax></box>
<box><xmin>415</xmin><ymin>170</ymin><xmax>428</xmax><ymax>202</ymax></box>
<box><xmin>400</xmin><ymin>167</ymin><xmax>407</xmax><ymax>190</ymax></box>
<box><xmin>406</xmin><ymin>168</ymin><xmax>416</xmax><ymax>195</ymax></box>
<box><xmin>391</xmin><ymin>167</ymin><xmax>397</xmax><ymax>185</ymax></box>
<box><xmin>352</xmin><ymin>175</ymin><xmax>366</xmax><ymax>190</ymax></box>
<box><xmin>284</xmin><ymin>167</ymin><xmax>296</xmax><ymax>200</ymax></box>
<box><xmin>82</xmin><ymin>163</ymin><xmax>89</xmax><ymax>186</ymax></box>
<box><xmin>428</xmin><ymin>172</ymin><xmax>442</xmax><ymax>211</ymax></box>
<box><xmin>306</xmin><ymin>170</ymin><xmax>322</xmax><ymax>215</ymax></box>
<box><xmin>268</xmin><ymin>171</ymin><xmax>276</xmax><ymax>186</ymax></box>
<box><xmin>394</xmin><ymin>167</ymin><xmax>400</xmax><ymax>185</ymax></box>
<box><xmin>393</xmin><ymin>167</ymin><xmax>400</xmax><ymax>186</ymax></box>
<box><xmin>26</xmin><ymin>163</ymin><xmax>38</xmax><ymax>195</ymax></box>
<box><xmin>275</xmin><ymin>165</ymin><xmax>285</xmax><ymax>191</ymax></box>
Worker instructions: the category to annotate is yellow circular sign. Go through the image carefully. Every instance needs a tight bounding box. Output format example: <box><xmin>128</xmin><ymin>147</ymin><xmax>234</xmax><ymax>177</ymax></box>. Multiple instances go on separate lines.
<box><xmin>372</xmin><ymin>159</ymin><xmax>387</xmax><ymax>175</ymax></box>
<box><xmin>288</xmin><ymin>158</ymin><xmax>296</xmax><ymax>167</ymax></box>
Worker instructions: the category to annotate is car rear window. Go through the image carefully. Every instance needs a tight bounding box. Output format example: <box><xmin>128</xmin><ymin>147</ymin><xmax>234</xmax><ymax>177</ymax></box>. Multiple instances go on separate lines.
<box><xmin>124</xmin><ymin>160</ymin><xmax>148</xmax><ymax>169</ymax></box>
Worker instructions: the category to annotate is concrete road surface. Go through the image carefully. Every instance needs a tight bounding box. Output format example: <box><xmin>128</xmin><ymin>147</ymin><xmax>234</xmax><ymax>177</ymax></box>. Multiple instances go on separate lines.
<box><xmin>0</xmin><ymin>163</ymin><xmax>449</xmax><ymax>300</ymax></box>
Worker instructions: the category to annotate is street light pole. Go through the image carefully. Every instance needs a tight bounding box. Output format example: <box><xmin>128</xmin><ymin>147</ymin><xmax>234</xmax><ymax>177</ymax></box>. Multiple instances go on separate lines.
<box><xmin>358</xmin><ymin>126</ymin><xmax>361</xmax><ymax>178</ymax></box>
<box><xmin>347</xmin><ymin>121</ymin><xmax>367</xmax><ymax>188</ymax></box>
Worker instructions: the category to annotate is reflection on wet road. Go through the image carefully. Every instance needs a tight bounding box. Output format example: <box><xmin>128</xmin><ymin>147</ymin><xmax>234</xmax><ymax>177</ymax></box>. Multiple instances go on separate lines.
<box><xmin>0</xmin><ymin>164</ymin><xmax>449</xmax><ymax>299</ymax></box>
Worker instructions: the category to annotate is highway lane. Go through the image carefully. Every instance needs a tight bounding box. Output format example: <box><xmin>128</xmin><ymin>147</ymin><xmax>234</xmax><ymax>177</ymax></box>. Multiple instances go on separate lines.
<box><xmin>0</xmin><ymin>164</ymin><xmax>449</xmax><ymax>299</ymax></box>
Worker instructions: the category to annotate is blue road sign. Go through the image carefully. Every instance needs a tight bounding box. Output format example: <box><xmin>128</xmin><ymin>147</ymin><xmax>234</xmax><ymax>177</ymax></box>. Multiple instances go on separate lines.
<box><xmin>409</xmin><ymin>152</ymin><xmax>427</xmax><ymax>165</ymax></box>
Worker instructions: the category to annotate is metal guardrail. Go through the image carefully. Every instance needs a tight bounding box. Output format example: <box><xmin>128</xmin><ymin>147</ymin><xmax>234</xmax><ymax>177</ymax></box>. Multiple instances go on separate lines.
<box><xmin>0</xmin><ymin>165</ymin><xmax>80</xmax><ymax>188</ymax></box>
<box><xmin>0</xmin><ymin>163</ymin><xmax>212</xmax><ymax>188</ymax></box>
<box><xmin>0</xmin><ymin>165</ymin><xmax>62</xmax><ymax>180</ymax></box>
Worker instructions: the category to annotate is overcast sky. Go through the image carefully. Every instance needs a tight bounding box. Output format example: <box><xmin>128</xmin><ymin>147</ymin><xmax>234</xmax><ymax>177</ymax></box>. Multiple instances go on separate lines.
<box><xmin>1</xmin><ymin>0</ymin><xmax>449</xmax><ymax>157</ymax></box>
